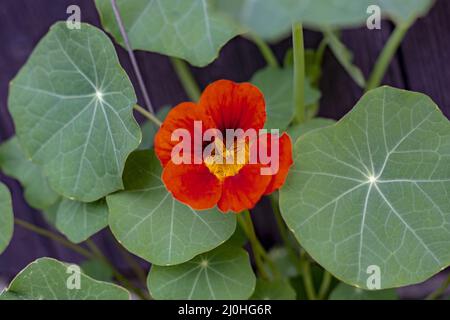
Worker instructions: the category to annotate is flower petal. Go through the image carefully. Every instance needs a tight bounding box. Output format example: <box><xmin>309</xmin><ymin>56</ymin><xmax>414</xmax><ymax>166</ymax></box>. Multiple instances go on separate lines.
<box><xmin>218</xmin><ymin>164</ymin><xmax>271</xmax><ymax>213</ymax></box>
<box><xmin>154</xmin><ymin>102</ymin><xmax>214</xmax><ymax>166</ymax></box>
<box><xmin>162</xmin><ymin>161</ymin><xmax>222</xmax><ymax>210</ymax></box>
<box><xmin>263</xmin><ymin>133</ymin><xmax>293</xmax><ymax>194</ymax></box>
<box><xmin>199</xmin><ymin>80</ymin><xmax>266</xmax><ymax>131</ymax></box>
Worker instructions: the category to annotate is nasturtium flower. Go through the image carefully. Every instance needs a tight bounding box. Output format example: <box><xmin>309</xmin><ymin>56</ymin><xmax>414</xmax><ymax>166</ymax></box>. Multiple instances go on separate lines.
<box><xmin>155</xmin><ymin>80</ymin><xmax>293</xmax><ymax>213</ymax></box>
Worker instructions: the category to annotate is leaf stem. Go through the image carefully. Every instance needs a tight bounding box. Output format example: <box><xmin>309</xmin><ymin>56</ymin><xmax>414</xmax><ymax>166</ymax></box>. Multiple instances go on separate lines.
<box><xmin>170</xmin><ymin>57</ymin><xmax>201</xmax><ymax>101</ymax></box>
<box><xmin>300</xmin><ymin>250</ymin><xmax>317</xmax><ymax>300</ymax></box>
<box><xmin>292</xmin><ymin>23</ymin><xmax>306</xmax><ymax>124</ymax></box>
<box><xmin>251</xmin><ymin>34</ymin><xmax>279</xmax><ymax>68</ymax></box>
<box><xmin>133</xmin><ymin>104</ymin><xmax>161</xmax><ymax>126</ymax></box>
<box><xmin>365</xmin><ymin>20</ymin><xmax>413</xmax><ymax>91</ymax></box>
<box><xmin>318</xmin><ymin>270</ymin><xmax>333</xmax><ymax>299</ymax></box>
<box><xmin>426</xmin><ymin>272</ymin><xmax>450</xmax><ymax>300</ymax></box>
<box><xmin>110</xmin><ymin>0</ymin><xmax>155</xmax><ymax>113</ymax></box>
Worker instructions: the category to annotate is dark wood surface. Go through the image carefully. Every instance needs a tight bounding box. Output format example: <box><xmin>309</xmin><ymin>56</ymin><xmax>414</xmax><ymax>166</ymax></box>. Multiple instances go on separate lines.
<box><xmin>1</xmin><ymin>0</ymin><xmax>449</xmax><ymax>298</ymax></box>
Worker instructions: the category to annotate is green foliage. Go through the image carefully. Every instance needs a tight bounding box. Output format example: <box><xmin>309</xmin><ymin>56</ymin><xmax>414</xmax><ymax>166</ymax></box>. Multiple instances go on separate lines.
<box><xmin>287</xmin><ymin>118</ymin><xmax>336</xmax><ymax>143</ymax></box>
<box><xmin>280</xmin><ymin>86</ymin><xmax>450</xmax><ymax>289</ymax></box>
<box><xmin>138</xmin><ymin>106</ymin><xmax>171</xmax><ymax>150</ymax></box>
<box><xmin>107</xmin><ymin>151</ymin><xmax>236</xmax><ymax>266</ymax></box>
<box><xmin>81</xmin><ymin>259</ymin><xmax>114</xmax><ymax>282</ymax></box>
<box><xmin>0</xmin><ymin>258</ymin><xmax>129</xmax><ymax>300</ymax></box>
<box><xmin>0</xmin><ymin>182</ymin><xmax>13</xmax><ymax>255</ymax></box>
<box><xmin>148</xmin><ymin>245</ymin><xmax>255</xmax><ymax>299</ymax></box>
<box><xmin>250</xmin><ymin>279</ymin><xmax>296</xmax><ymax>300</ymax></box>
<box><xmin>95</xmin><ymin>0</ymin><xmax>240</xmax><ymax>67</ymax></box>
<box><xmin>8</xmin><ymin>22</ymin><xmax>141</xmax><ymax>202</ymax></box>
<box><xmin>329</xmin><ymin>282</ymin><xmax>398</xmax><ymax>300</ymax></box>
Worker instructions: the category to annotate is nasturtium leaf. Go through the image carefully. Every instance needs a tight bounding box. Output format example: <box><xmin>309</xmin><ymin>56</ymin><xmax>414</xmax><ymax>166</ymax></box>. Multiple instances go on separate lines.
<box><xmin>329</xmin><ymin>283</ymin><xmax>398</xmax><ymax>300</ymax></box>
<box><xmin>107</xmin><ymin>151</ymin><xmax>236</xmax><ymax>266</ymax></box>
<box><xmin>0</xmin><ymin>258</ymin><xmax>129</xmax><ymax>300</ymax></box>
<box><xmin>95</xmin><ymin>0</ymin><xmax>240</xmax><ymax>67</ymax></box>
<box><xmin>0</xmin><ymin>182</ymin><xmax>13</xmax><ymax>255</ymax></box>
<box><xmin>8</xmin><ymin>22</ymin><xmax>141</xmax><ymax>202</ymax></box>
<box><xmin>251</xmin><ymin>67</ymin><xmax>320</xmax><ymax>131</ymax></box>
<box><xmin>54</xmin><ymin>198</ymin><xmax>109</xmax><ymax>244</ymax></box>
<box><xmin>280</xmin><ymin>86</ymin><xmax>450</xmax><ymax>289</ymax></box>
<box><xmin>287</xmin><ymin>118</ymin><xmax>336</xmax><ymax>143</ymax></box>
<box><xmin>81</xmin><ymin>260</ymin><xmax>114</xmax><ymax>282</ymax></box>
<box><xmin>0</xmin><ymin>137</ymin><xmax>59</xmax><ymax>210</ymax></box>
<box><xmin>148</xmin><ymin>245</ymin><xmax>255</xmax><ymax>299</ymax></box>
<box><xmin>218</xmin><ymin>0</ymin><xmax>434</xmax><ymax>41</ymax></box>
<box><xmin>268</xmin><ymin>247</ymin><xmax>298</xmax><ymax>278</ymax></box>
<box><xmin>250</xmin><ymin>279</ymin><xmax>296</xmax><ymax>300</ymax></box>
<box><xmin>138</xmin><ymin>106</ymin><xmax>171</xmax><ymax>150</ymax></box>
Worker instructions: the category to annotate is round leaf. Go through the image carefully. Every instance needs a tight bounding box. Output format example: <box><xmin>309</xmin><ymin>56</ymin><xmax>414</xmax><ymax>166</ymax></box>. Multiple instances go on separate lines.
<box><xmin>0</xmin><ymin>137</ymin><xmax>59</xmax><ymax>210</ymax></box>
<box><xmin>95</xmin><ymin>0</ymin><xmax>240</xmax><ymax>67</ymax></box>
<box><xmin>287</xmin><ymin>118</ymin><xmax>336</xmax><ymax>143</ymax></box>
<box><xmin>0</xmin><ymin>182</ymin><xmax>13</xmax><ymax>255</ymax></box>
<box><xmin>148</xmin><ymin>245</ymin><xmax>255</xmax><ymax>299</ymax></box>
<box><xmin>0</xmin><ymin>258</ymin><xmax>129</xmax><ymax>300</ymax></box>
<box><xmin>250</xmin><ymin>279</ymin><xmax>296</xmax><ymax>300</ymax></box>
<box><xmin>329</xmin><ymin>283</ymin><xmax>398</xmax><ymax>300</ymax></box>
<box><xmin>107</xmin><ymin>151</ymin><xmax>236</xmax><ymax>265</ymax></box>
<box><xmin>8</xmin><ymin>22</ymin><xmax>141</xmax><ymax>202</ymax></box>
<box><xmin>280</xmin><ymin>86</ymin><xmax>450</xmax><ymax>289</ymax></box>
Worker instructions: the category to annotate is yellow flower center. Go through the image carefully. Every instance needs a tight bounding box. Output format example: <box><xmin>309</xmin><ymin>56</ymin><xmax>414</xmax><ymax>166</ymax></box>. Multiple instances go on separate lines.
<box><xmin>204</xmin><ymin>138</ymin><xmax>249</xmax><ymax>180</ymax></box>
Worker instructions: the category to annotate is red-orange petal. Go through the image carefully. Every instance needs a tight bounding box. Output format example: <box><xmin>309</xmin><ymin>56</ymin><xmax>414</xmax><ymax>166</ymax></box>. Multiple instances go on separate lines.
<box><xmin>263</xmin><ymin>133</ymin><xmax>293</xmax><ymax>195</ymax></box>
<box><xmin>162</xmin><ymin>160</ymin><xmax>222</xmax><ymax>210</ymax></box>
<box><xmin>154</xmin><ymin>102</ymin><xmax>214</xmax><ymax>167</ymax></box>
<box><xmin>199</xmin><ymin>80</ymin><xmax>266</xmax><ymax>132</ymax></box>
<box><xmin>217</xmin><ymin>164</ymin><xmax>272</xmax><ymax>213</ymax></box>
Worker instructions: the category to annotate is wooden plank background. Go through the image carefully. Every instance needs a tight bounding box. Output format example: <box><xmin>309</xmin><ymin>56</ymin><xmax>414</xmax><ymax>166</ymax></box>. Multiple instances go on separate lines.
<box><xmin>0</xmin><ymin>0</ymin><xmax>449</xmax><ymax>298</ymax></box>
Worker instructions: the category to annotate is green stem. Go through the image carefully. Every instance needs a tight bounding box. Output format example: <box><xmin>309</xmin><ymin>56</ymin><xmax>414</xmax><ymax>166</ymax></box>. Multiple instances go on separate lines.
<box><xmin>251</xmin><ymin>34</ymin><xmax>279</xmax><ymax>68</ymax></box>
<box><xmin>292</xmin><ymin>23</ymin><xmax>306</xmax><ymax>124</ymax></box>
<box><xmin>318</xmin><ymin>270</ymin><xmax>332</xmax><ymax>300</ymax></box>
<box><xmin>116</xmin><ymin>242</ymin><xmax>148</xmax><ymax>287</ymax></box>
<box><xmin>426</xmin><ymin>273</ymin><xmax>450</xmax><ymax>300</ymax></box>
<box><xmin>85</xmin><ymin>240</ymin><xmax>150</xmax><ymax>300</ymax></box>
<box><xmin>300</xmin><ymin>250</ymin><xmax>317</xmax><ymax>300</ymax></box>
<box><xmin>170</xmin><ymin>57</ymin><xmax>201</xmax><ymax>101</ymax></box>
<box><xmin>133</xmin><ymin>104</ymin><xmax>161</xmax><ymax>126</ymax></box>
<box><xmin>365</xmin><ymin>20</ymin><xmax>413</xmax><ymax>91</ymax></box>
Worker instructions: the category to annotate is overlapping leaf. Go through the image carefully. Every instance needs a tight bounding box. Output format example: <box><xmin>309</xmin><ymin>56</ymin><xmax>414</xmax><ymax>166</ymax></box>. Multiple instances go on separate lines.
<box><xmin>148</xmin><ymin>245</ymin><xmax>255</xmax><ymax>299</ymax></box>
<box><xmin>280</xmin><ymin>86</ymin><xmax>450</xmax><ymax>288</ymax></box>
<box><xmin>0</xmin><ymin>182</ymin><xmax>13</xmax><ymax>255</ymax></box>
<box><xmin>0</xmin><ymin>137</ymin><xmax>59</xmax><ymax>210</ymax></box>
<box><xmin>250</xmin><ymin>279</ymin><xmax>296</xmax><ymax>300</ymax></box>
<box><xmin>287</xmin><ymin>118</ymin><xmax>335</xmax><ymax>143</ymax></box>
<box><xmin>8</xmin><ymin>22</ymin><xmax>141</xmax><ymax>202</ymax></box>
<box><xmin>0</xmin><ymin>258</ymin><xmax>129</xmax><ymax>300</ymax></box>
<box><xmin>107</xmin><ymin>151</ymin><xmax>236</xmax><ymax>266</ymax></box>
<box><xmin>95</xmin><ymin>0</ymin><xmax>240</xmax><ymax>67</ymax></box>
<box><xmin>329</xmin><ymin>282</ymin><xmax>398</xmax><ymax>300</ymax></box>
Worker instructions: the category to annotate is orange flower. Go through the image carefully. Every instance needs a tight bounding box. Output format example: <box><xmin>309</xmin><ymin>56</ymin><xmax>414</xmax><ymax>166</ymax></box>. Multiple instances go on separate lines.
<box><xmin>154</xmin><ymin>80</ymin><xmax>293</xmax><ymax>213</ymax></box>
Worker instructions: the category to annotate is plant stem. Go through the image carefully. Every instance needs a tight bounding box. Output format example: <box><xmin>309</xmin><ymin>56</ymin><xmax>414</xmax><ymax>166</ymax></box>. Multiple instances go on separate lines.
<box><xmin>116</xmin><ymin>242</ymin><xmax>148</xmax><ymax>287</ymax></box>
<box><xmin>251</xmin><ymin>34</ymin><xmax>279</xmax><ymax>68</ymax></box>
<box><xmin>426</xmin><ymin>273</ymin><xmax>450</xmax><ymax>300</ymax></box>
<box><xmin>170</xmin><ymin>57</ymin><xmax>201</xmax><ymax>101</ymax></box>
<box><xmin>110</xmin><ymin>0</ymin><xmax>155</xmax><ymax>113</ymax></box>
<box><xmin>292</xmin><ymin>23</ymin><xmax>306</xmax><ymax>124</ymax></box>
<box><xmin>318</xmin><ymin>270</ymin><xmax>332</xmax><ymax>300</ymax></box>
<box><xmin>133</xmin><ymin>104</ymin><xmax>161</xmax><ymax>126</ymax></box>
<box><xmin>15</xmin><ymin>218</ymin><xmax>94</xmax><ymax>259</ymax></box>
<box><xmin>365</xmin><ymin>20</ymin><xmax>413</xmax><ymax>91</ymax></box>
<box><xmin>300</xmin><ymin>250</ymin><xmax>317</xmax><ymax>300</ymax></box>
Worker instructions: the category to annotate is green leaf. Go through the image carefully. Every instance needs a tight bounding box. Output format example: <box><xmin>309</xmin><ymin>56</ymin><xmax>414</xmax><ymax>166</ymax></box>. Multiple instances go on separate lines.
<box><xmin>54</xmin><ymin>198</ymin><xmax>109</xmax><ymax>243</ymax></box>
<box><xmin>0</xmin><ymin>182</ymin><xmax>13</xmax><ymax>255</ymax></box>
<box><xmin>81</xmin><ymin>260</ymin><xmax>114</xmax><ymax>282</ymax></box>
<box><xmin>8</xmin><ymin>22</ymin><xmax>141</xmax><ymax>202</ymax></box>
<box><xmin>0</xmin><ymin>258</ymin><xmax>129</xmax><ymax>300</ymax></box>
<box><xmin>280</xmin><ymin>86</ymin><xmax>450</xmax><ymax>289</ymax></box>
<box><xmin>287</xmin><ymin>118</ymin><xmax>336</xmax><ymax>143</ymax></box>
<box><xmin>218</xmin><ymin>0</ymin><xmax>433</xmax><ymax>41</ymax></box>
<box><xmin>148</xmin><ymin>245</ymin><xmax>255</xmax><ymax>299</ymax></box>
<box><xmin>0</xmin><ymin>137</ymin><xmax>59</xmax><ymax>210</ymax></box>
<box><xmin>250</xmin><ymin>279</ymin><xmax>296</xmax><ymax>300</ymax></box>
<box><xmin>107</xmin><ymin>150</ymin><xmax>236</xmax><ymax>265</ymax></box>
<box><xmin>323</xmin><ymin>30</ymin><xmax>365</xmax><ymax>88</ymax></box>
<box><xmin>251</xmin><ymin>67</ymin><xmax>320</xmax><ymax>131</ymax></box>
<box><xmin>95</xmin><ymin>0</ymin><xmax>240</xmax><ymax>67</ymax></box>
<box><xmin>268</xmin><ymin>247</ymin><xmax>298</xmax><ymax>278</ymax></box>
<box><xmin>138</xmin><ymin>106</ymin><xmax>171</xmax><ymax>150</ymax></box>
<box><xmin>329</xmin><ymin>283</ymin><xmax>398</xmax><ymax>300</ymax></box>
